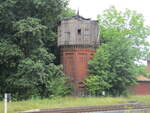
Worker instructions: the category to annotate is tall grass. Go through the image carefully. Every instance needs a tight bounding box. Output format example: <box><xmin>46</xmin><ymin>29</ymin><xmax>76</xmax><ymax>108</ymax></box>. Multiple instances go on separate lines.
<box><xmin>0</xmin><ymin>95</ymin><xmax>150</xmax><ymax>113</ymax></box>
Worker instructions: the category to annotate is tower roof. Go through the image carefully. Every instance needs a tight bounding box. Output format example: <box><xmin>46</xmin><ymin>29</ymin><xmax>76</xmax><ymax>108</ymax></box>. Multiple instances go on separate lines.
<box><xmin>62</xmin><ymin>15</ymin><xmax>91</xmax><ymax>21</ymax></box>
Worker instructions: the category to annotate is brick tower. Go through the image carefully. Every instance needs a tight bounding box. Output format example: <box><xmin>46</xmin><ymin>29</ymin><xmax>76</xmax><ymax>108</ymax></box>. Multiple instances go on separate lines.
<box><xmin>58</xmin><ymin>14</ymin><xmax>99</xmax><ymax>94</ymax></box>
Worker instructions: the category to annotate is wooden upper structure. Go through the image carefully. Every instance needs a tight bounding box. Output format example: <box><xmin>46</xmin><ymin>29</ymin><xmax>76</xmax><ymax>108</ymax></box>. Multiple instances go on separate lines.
<box><xmin>57</xmin><ymin>15</ymin><xmax>99</xmax><ymax>48</ymax></box>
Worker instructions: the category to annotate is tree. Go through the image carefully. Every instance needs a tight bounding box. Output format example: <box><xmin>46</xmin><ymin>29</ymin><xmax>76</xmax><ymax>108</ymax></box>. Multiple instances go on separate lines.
<box><xmin>0</xmin><ymin>0</ymin><xmax>72</xmax><ymax>100</ymax></box>
<box><xmin>85</xmin><ymin>6</ymin><xmax>150</xmax><ymax>96</ymax></box>
<box><xmin>135</xmin><ymin>64</ymin><xmax>150</xmax><ymax>77</ymax></box>
<box><xmin>98</xmin><ymin>6</ymin><xmax>150</xmax><ymax>60</ymax></box>
<box><xmin>84</xmin><ymin>45</ymin><xmax>111</xmax><ymax>95</ymax></box>
<box><xmin>8</xmin><ymin>57</ymin><xmax>70</xmax><ymax>99</ymax></box>
<box><xmin>0</xmin><ymin>40</ymin><xmax>23</xmax><ymax>96</ymax></box>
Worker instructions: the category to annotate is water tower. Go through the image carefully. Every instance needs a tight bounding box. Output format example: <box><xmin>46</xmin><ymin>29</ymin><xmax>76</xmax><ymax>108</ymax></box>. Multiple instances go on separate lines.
<box><xmin>58</xmin><ymin>14</ymin><xmax>99</xmax><ymax>94</ymax></box>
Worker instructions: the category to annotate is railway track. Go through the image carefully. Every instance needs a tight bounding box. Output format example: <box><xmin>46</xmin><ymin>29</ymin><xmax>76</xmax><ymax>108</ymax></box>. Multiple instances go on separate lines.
<box><xmin>22</xmin><ymin>104</ymin><xmax>150</xmax><ymax>113</ymax></box>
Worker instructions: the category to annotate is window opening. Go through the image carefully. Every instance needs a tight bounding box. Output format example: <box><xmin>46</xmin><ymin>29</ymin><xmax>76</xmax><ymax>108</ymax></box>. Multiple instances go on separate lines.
<box><xmin>78</xmin><ymin>29</ymin><xmax>81</xmax><ymax>35</ymax></box>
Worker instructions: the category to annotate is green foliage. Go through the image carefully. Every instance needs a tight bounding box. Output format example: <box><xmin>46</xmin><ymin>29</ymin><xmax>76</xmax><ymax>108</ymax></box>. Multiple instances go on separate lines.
<box><xmin>86</xmin><ymin>38</ymin><xmax>137</xmax><ymax>96</ymax></box>
<box><xmin>13</xmin><ymin>17</ymin><xmax>47</xmax><ymax>56</ymax></box>
<box><xmin>0</xmin><ymin>40</ymin><xmax>23</xmax><ymax>97</ymax></box>
<box><xmin>60</xmin><ymin>8</ymin><xmax>76</xmax><ymax>18</ymax></box>
<box><xmin>84</xmin><ymin>45</ymin><xmax>111</xmax><ymax>95</ymax></box>
<box><xmin>0</xmin><ymin>0</ymin><xmax>71</xmax><ymax>100</ymax></box>
<box><xmin>8</xmin><ymin>58</ymin><xmax>70</xmax><ymax>99</ymax></box>
<box><xmin>98</xmin><ymin>6</ymin><xmax>150</xmax><ymax>60</ymax></box>
<box><xmin>135</xmin><ymin>64</ymin><xmax>150</xmax><ymax>77</ymax></box>
<box><xmin>85</xmin><ymin>6</ymin><xmax>150</xmax><ymax>96</ymax></box>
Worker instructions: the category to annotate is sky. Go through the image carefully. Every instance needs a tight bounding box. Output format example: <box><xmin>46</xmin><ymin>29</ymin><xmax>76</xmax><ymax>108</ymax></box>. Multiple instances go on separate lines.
<box><xmin>69</xmin><ymin>0</ymin><xmax>150</xmax><ymax>25</ymax></box>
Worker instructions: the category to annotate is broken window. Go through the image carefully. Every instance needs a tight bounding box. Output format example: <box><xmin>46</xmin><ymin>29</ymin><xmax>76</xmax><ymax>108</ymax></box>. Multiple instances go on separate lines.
<box><xmin>78</xmin><ymin>29</ymin><xmax>81</xmax><ymax>35</ymax></box>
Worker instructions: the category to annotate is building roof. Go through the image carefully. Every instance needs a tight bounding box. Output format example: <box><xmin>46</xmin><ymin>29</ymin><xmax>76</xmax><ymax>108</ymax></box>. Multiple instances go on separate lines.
<box><xmin>63</xmin><ymin>15</ymin><xmax>91</xmax><ymax>21</ymax></box>
<box><xmin>61</xmin><ymin>13</ymin><xmax>99</xmax><ymax>22</ymax></box>
<box><xmin>137</xmin><ymin>76</ymin><xmax>150</xmax><ymax>82</ymax></box>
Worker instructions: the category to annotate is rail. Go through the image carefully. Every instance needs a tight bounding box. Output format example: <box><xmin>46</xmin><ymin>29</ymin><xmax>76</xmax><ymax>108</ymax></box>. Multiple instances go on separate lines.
<box><xmin>21</xmin><ymin>104</ymin><xmax>150</xmax><ymax>113</ymax></box>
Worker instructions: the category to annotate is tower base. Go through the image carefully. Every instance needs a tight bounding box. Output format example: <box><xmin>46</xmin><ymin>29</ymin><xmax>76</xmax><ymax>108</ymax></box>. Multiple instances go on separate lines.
<box><xmin>60</xmin><ymin>47</ymin><xmax>95</xmax><ymax>95</ymax></box>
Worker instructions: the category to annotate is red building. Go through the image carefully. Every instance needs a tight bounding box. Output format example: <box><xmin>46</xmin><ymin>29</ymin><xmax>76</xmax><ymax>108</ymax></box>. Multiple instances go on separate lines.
<box><xmin>130</xmin><ymin>76</ymin><xmax>150</xmax><ymax>95</ymax></box>
<box><xmin>130</xmin><ymin>54</ymin><xmax>150</xmax><ymax>95</ymax></box>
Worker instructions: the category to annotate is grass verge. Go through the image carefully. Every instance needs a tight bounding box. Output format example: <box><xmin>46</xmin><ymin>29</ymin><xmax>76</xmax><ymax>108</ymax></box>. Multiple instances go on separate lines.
<box><xmin>0</xmin><ymin>95</ymin><xmax>150</xmax><ymax>113</ymax></box>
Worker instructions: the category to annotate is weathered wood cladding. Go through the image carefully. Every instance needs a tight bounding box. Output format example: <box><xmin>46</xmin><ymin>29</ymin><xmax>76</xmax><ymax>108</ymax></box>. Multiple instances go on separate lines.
<box><xmin>58</xmin><ymin>16</ymin><xmax>99</xmax><ymax>47</ymax></box>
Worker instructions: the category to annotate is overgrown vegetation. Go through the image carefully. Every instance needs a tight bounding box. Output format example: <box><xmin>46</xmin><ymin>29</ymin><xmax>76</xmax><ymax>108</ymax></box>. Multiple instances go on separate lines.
<box><xmin>0</xmin><ymin>0</ymin><xmax>75</xmax><ymax>100</ymax></box>
<box><xmin>0</xmin><ymin>95</ymin><xmax>150</xmax><ymax>113</ymax></box>
<box><xmin>85</xmin><ymin>6</ymin><xmax>150</xmax><ymax>96</ymax></box>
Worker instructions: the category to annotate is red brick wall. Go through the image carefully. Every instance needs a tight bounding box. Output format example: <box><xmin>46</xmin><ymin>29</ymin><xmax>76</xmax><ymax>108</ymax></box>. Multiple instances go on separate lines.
<box><xmin>60</xmin><ymin>48</ymin><xmax>95</xmax><ymax>90</ymax></box>
<box><xmin>130</xmin><ymin>82</ymin><xmax>150</xmax><ymax>95</ymax></box>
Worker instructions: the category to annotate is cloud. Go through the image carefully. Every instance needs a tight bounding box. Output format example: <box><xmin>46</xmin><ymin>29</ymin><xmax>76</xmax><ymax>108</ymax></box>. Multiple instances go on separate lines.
<box><xmin>69</xmin><ymin>0</ymin><xmax>150</xmax><ymax>25</ymax></box>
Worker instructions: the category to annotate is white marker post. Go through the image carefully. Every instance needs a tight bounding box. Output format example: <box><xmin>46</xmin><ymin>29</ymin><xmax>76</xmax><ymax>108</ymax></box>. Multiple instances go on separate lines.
<box><xmin>102</xmin><ymin>91</ymin><xmax>105</xmax><ymax>96</ymax></box>
<box><xmin>4</xmin><ymin>93</ymin><xmax>8</xmax><ymax>113</ymax></box>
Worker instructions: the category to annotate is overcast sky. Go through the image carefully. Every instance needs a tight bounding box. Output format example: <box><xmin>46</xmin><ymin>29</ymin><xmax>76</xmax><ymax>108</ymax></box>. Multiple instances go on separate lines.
<box><xmin>69</xmin><ymin>0</ymin><xmax>150</xmax><ymax>25</ymax></box>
